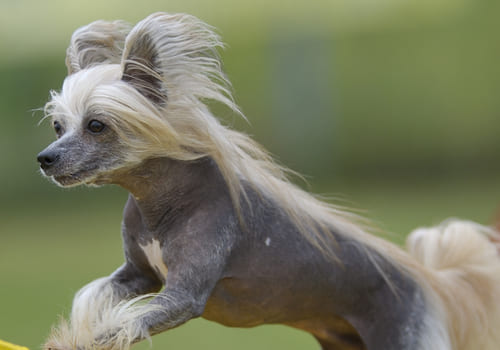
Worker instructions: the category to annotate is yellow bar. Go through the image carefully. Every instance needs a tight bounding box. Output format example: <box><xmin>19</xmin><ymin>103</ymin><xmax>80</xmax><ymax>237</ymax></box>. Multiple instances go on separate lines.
<box><xmin>0</xmin><ymin>340</ymin><xmax>29</xmax><ymax>350</ymax></box>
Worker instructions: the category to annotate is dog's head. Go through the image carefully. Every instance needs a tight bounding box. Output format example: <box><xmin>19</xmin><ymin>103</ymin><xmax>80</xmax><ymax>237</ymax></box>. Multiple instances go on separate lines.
<box><xmin>37</xmin><ymin>13</ymin><xmax>233</xmax><ymax>187</ymax></box>
<box><xmin>37</xmin><ymin>66</ymin><xmax>128</xmax><ymax>187</ymax></box>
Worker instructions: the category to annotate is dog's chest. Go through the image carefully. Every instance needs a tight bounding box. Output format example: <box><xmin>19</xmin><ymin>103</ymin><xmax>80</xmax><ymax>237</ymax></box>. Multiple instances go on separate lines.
<box><xmin>139</xmin><ymin>239</ymin><xmax>168</xmax><ymax>282</ymax></box>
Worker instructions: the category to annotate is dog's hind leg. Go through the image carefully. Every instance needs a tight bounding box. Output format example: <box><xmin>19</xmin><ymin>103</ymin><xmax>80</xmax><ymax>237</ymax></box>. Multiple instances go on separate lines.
<box><xmin>315</xmin><ymin>336</ymin><xmax>366</xmax><ymax>350</ymax></box>
<box><xmin>289</xmin><ymin>317</ymin><xmax>366</xmax><ymax>350</ymax></box>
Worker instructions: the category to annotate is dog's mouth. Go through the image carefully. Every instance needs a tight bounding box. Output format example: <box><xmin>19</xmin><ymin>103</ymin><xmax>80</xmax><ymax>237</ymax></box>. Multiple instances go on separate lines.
<box><xmin>49</xmin><ymin>167</ymin><xmax>99</xmax><ymax>187</ymax></box>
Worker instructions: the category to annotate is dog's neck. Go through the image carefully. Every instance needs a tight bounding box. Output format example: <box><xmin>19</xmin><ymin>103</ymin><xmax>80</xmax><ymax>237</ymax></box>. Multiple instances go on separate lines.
<box><xmin>113</xmin><ymin>156</ymin><xmax>222</xmax><ymax>231</ymax></box>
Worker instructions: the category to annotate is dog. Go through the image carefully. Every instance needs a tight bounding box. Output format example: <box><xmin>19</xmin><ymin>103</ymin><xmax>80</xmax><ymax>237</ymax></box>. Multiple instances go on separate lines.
<box><xmin>37</xmin><ymin>12</ymin><xmax>500</xmax><ymax>350</ymax></box>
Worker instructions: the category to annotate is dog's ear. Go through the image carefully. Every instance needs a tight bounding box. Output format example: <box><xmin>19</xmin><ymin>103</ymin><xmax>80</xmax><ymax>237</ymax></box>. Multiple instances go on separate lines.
<box><xmin>121</xmin><ymin>13</ymin><xmax>233</xmax><ymax>109</ymax></box>
<box><xmin>66</xmin><ymin>20</ymin><xmax>131</xmax><ymax>75</ymax></box>
<box><xmin>120</xmin><ymin>14</ymin><xmax>168</xmax><ymax>106</ymax></box>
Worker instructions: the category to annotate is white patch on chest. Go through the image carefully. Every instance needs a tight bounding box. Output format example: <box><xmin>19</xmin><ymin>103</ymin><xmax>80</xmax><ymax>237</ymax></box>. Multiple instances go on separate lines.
<box><xmin>139</xmin><ymin>239</ymin><xmax>168</xmax><ymax>281</ymax></box>
<box><xmin>265</xmin><ymin>237</ymin><xmax>271</xmax><ymax>246</ymax></box>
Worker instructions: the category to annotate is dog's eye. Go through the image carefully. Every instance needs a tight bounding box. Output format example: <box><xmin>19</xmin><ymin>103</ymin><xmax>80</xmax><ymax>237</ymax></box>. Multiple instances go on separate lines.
<box><xmin>87</xmin><ymin>120</ymin><xmax>106</xmax><ymax>134</ymax></box>
<box><xmin>53</xmin><ymin>121</ymin><xmax>62</xmax><ymax>136</ymax></box>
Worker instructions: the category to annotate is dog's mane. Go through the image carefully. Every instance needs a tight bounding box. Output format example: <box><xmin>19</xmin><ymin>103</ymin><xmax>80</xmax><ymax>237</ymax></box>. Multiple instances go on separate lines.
<box><xmin>131</xmin><ymin>14</ymin><xmax>380</xmax><ymax>254</ymax></box>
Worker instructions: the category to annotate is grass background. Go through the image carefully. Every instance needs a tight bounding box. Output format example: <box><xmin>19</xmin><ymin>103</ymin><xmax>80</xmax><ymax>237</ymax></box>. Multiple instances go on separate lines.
<box><xmin>1</xmin><ymin>0</ymin><xmax>500</xmax><ymax>349</ymax></box>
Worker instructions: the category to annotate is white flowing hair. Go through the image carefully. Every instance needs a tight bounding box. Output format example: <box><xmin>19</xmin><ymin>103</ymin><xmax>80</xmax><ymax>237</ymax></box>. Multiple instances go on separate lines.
<box><xmin>406</xmin><ymin>220</ymin><xmax>500</xmax><ymax>349</ymax></box>
<box><xmin>44</xmin><ymin>13</ymin><xmax>500</xmax><ymax>350</ymax></box>
<box><xmin>44</xmin><ymin>278</ymin><xmax>165</xmax><ymax>350</ymax></box>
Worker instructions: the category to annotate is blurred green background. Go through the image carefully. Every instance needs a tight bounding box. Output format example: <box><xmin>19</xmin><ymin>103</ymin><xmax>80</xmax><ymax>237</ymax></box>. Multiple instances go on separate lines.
<box><xmin>1</xmin><ymin>0</ymin><xmax>500</xmax><ymax>349</ymax></box>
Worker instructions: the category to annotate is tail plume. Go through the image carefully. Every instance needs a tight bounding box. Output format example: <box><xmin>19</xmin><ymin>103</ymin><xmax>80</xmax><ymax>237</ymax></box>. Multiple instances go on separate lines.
<box><xmin>407</xmin><ymin>220</ymin><xmax>500</xmax><ymax>349</ymax></box>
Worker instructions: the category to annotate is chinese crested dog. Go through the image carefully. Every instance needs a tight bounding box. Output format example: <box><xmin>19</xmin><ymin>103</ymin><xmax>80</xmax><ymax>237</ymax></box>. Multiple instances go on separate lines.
<box><xmin>37</xmin><ymin>12</ymin><xmax>500</xmax><ymax>350</ymax></box>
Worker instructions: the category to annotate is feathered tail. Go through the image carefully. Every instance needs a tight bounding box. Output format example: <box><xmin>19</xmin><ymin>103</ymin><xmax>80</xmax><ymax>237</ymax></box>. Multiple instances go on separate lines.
<box><xmin>406</xmin><ymin>219</ymin><xmax>500</xmax><ymax>350</ymax></box>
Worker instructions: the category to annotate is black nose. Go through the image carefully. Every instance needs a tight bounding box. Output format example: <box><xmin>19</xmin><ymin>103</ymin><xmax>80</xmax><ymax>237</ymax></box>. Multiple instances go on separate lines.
<box><xmin>37</xmin><ymin>150</ymin><xmax>60</xmax><ymax>169</ymax></box>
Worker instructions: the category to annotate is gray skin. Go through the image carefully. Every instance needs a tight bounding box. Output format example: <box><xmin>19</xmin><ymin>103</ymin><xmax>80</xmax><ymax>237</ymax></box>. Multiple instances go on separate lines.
<box><xmin>38</xmin><ymin>145</ymin><xmax>426</xmax><ymax>349</ymax></box>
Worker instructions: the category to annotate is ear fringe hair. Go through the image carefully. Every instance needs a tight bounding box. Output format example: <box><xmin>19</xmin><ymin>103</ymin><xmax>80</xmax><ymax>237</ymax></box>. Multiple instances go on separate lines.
<box><xmin>121</xmin><ymin>13</ymin><xmax>238</xmax><ymax>113</ymax></box>
<box><xmin>66</xmin><ymin>20</ymin><xmax>131</xmax><ymax>75</ymax></box>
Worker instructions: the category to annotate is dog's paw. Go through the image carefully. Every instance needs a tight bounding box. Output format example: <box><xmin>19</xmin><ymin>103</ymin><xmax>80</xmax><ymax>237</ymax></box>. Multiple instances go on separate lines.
<box><xmin>43</xmin><ymin>320</ymin><xmax>76</xmax><ymax>350</ymax></box>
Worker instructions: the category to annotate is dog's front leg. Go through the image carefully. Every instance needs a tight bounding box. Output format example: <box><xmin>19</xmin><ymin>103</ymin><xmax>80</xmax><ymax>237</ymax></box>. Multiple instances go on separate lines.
<box><xmin>44</xmin><ymin>262</ymin><xmax>163</xmax><ymax>350</ymax></box>
<box><xmin>134</xmin><ymin>287</ymin><xmax>209</xmax><ymax>338</ymax></box>
<box><xmin>124</xmin><ymin>228</ymin><xmax>234</xmax><ymax>344</ymax></box>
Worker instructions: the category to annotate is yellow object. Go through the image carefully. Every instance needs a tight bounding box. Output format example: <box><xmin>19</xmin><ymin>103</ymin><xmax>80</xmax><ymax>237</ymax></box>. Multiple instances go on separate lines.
<box><xmin>0</xmin><ymin>340</ymin><xmax>29</xmax><ymax>350</ymax></box>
